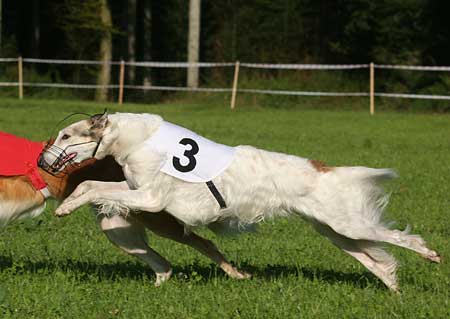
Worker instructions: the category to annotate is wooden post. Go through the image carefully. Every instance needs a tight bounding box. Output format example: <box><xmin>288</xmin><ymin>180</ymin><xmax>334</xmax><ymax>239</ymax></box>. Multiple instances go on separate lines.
<box><xmin>118</xmin><ymin>60</ymin><xmax>125</xmax><ymax>105</ymax></box>
<box><xmin>18</xmin><ymin>56</ymin><xmax>23</xmax><ymax>99</ymax></box>
<box><xmin>187</xmin><ymin>0</ymin><xmax>201</xmax><ymax>88</ymax></box>
<box><xmin>230</xmin><ymin>61</ymin><xmax>240</xmax><ymax>110</ymax></box>
<box><xmin>370</xmin><ymin>62</ymin><xmax>374</xmax><ymax>115</ymax></box>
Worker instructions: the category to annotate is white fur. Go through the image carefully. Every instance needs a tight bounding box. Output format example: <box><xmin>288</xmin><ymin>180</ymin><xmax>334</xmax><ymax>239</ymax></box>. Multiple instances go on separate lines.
<box><xmin>0</xmin><ymin>200</ymin><xmax>46</xmax><ymax>227</ymax></box>
<box><xmin>50</xmin><ymin>113</ymin><xmax>441</xmax><ymax>291</ymax></box>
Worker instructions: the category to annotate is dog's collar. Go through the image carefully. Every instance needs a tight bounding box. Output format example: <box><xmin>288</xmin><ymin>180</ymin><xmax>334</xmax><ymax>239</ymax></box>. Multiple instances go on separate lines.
<box><xmin>40</xmin><ymin>187</ymin><xmax>51</xmax><ymax>199</ymax></box>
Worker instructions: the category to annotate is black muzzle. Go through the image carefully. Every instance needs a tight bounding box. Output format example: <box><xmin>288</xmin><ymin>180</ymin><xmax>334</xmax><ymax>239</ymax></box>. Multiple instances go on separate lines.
<box><xmin>38</xmin><ymin>143</ymin><xmax>78</xmax><ymax>174</ymax></box>
<box><xmin>38</xmin><ymin>140</ymin><xmax>100</xmax><ymax>174</ymax></box>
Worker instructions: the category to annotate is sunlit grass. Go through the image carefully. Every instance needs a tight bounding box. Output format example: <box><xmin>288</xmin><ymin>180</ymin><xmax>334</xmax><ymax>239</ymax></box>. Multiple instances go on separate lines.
<box><xmin>0</xmin><ymin>98</ymin><xmax>449</xmax><ymax>318</ymax></box>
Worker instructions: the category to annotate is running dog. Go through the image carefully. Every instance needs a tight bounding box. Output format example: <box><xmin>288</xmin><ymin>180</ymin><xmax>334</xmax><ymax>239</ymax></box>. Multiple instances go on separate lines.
<box><xmin>41</xmin><ymin>112</ymin><xmax>441</xmax><ymax>291</ymax></box>
<box><xmin>0</xmin><ymin>131</ymin><xmax>248</xmax><ymax>286</ymax></box>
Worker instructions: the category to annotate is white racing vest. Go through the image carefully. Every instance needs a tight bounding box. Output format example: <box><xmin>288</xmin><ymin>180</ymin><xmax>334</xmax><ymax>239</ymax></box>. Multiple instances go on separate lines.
<box><xmin>144</xmin><ymin>121</ymin><xmax>235</xmax><ymax>183</ymax></box>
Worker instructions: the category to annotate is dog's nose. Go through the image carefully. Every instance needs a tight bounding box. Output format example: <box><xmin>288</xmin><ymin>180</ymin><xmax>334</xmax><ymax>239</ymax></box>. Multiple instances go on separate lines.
<box><xmin>37</xmin><ymin>152</ymin><xmax>49</xmax><ymax>169</ymax></box>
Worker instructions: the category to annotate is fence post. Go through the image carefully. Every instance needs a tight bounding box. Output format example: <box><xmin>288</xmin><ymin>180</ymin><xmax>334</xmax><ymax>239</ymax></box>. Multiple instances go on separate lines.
<box><xmin>370</xmin><ymin>62</ymin><xmax>374</xmax><ymax>115</ymax></box>
<box><xmin>230</xmin><ymin>61</ymin><xmax>240</xmax><ymax>110</ymax></box>
<box><xmin>118</xmin><ymin>60</ymin><xmax>125</xmax><ymax>105</ymax></box>
<box><xmin>18</xmin><ymin>56</ymin><xmax>23</xmax><ymax>99</ymax></box>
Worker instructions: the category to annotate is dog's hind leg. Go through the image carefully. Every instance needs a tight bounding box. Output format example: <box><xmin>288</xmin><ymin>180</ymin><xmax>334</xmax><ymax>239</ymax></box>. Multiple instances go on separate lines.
<box><xmin>135</xmin><ymin>213</ymin><xmax>251</xmax><ymax>279</ymax></box>
<box><xmin>311</xmin><ymin>222</ymin><xmax>399</xmax><ymax>292</ymax></box>
<box><xmin>362</xmin><ymin>228</ymin><xmax>441</xmax><ymax>263</ymax></box>
<box><xmin>97</xmin><ymin>213</ymin><xmax>172</xmax><ymax>287</ymax></box>
<box><xmin>330</xmin><ymin>223</ymin><xmax>441</xmax><ymax>264</ymax></box>
<box><xmin>312</xmin><ymin>168</ymin><xmax>441</xmax><ymax>264</ymax></box>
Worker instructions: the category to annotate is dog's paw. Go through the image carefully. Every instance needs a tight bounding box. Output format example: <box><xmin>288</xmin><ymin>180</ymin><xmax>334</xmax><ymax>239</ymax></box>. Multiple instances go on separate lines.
<box><xmin>391</xmin><ymin>286</ymin><xmax>401</xmax><ymax>295</ymax></box>
<box><xmin>234</xmin><ymin>270</ymin><xmax>252</xmax><ymax>280</ymax></box>
<box><xmin>427</xmin><ymin>252</ymin><xmax>441</xmax><ymax>263</ymax></box>
<box><xmin>223</xmin><ymin>264</ymin><xmax>252</xmax><ymax>280</ymax></box>
<box><xmin>154</xmin><ymin>269</ymin><xmax>173</xmax><ymax>287</ymax></box>
<box><xmin>55</xmin><ymin>205</ymin><xmax>72</xmax><ymax>217</ymax></box>
<box><xmin>419</xmin><ymin>249</ymin><xmax>442</xmax><ymax>263</ymax></box>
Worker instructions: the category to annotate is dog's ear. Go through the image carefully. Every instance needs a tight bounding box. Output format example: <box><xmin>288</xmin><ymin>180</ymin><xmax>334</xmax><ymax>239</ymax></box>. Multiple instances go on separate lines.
<box><xmin>90</xmin><ymin>110</ymin><xmax>109</xmax><ymax>131</ymax></box>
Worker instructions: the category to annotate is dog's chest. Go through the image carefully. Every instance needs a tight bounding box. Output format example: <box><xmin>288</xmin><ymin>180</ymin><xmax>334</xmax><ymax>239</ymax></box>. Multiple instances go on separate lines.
<box><xmin>122</xmin><ymin>163</ymin><xmax>149</xmax><ymax>190</ymax></box>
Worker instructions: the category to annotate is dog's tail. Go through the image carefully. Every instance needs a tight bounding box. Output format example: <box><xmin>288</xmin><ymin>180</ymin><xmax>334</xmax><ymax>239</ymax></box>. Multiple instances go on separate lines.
<box><xmin>333</xmin><ymin>166</ymin><xmax>397</xmax><ymax>182</ymax></box>
<box><xmin>304</xmin><ymin>166</ymin><xmax>398</xmax><ymax>239</ymax></box>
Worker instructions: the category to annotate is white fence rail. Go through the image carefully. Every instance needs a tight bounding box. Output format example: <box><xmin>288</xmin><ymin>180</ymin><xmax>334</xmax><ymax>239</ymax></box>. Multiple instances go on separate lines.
<box><xmin>1</xmin><ymin>57</ymin><xmax>450</xmax><ymax>114</ymax></box>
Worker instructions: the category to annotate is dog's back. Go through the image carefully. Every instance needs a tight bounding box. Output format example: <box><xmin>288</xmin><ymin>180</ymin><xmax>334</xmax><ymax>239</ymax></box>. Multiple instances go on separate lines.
<box><xmin>216</xmin><ymin>146</ymin><xmax>397</xmax><ymax>227</ymax></box>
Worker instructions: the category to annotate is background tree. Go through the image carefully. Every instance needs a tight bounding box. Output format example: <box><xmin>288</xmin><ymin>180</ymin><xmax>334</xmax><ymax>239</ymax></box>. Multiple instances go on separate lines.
<box><xmin>136</xmin><ymin>0</ymin><xmax>152</xmax><ymax>86</ymax></box>
<box><xmin>31</xmin><ymin>0</ymin><xmax>40</xmax><ymax>58</ymax></box>
<box><xmin>187</xmin><ymin>0</ymin><xmax>201</xmax><ymax>88</ymax></box>
<box><xmin>55</xmin><ymin>0</ymin><xmax>114</xmax><ymax>101</ymax></box>
<box><xmin>127</xmin><ymin>0</ymin><xmax>137</xmax><ymax>85</ymax></box>
<box><xmin>0</xmin><ymin>0</ymin><xmax>2</xmax><ymax>55</ymax></box>
<box><xmin>2</xmin><ymin>0</ymin><xmax>450</xmax><ymax>106</ymax></box>
<box><xmin>96</xmin><ymin>0</ymin><xmax>112</xmax><ymax>102</ymax></box>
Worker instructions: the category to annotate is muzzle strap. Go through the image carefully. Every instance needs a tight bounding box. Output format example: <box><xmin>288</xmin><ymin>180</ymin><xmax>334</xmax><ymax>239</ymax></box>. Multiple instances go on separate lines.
<box><xmin>92</xmin><ymin>136</ymin><xmax>103</xmax><ymax>158</ymax></box>
<box><xmin>39</xmin><ymin>139</ymin><xmax>101</xmax><ymax>174</ymax></box>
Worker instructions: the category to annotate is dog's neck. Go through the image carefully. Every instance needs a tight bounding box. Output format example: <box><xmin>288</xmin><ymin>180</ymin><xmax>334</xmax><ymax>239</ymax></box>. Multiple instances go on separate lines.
<box><xmin>98</xmin><ymin>113</ymin><xmax>163</xmax><ymax>166</ymax></box>
<box><xmin>39</xmin><ymin>157</ymin><xmax>124</xmax><ymax>199</ymax></box>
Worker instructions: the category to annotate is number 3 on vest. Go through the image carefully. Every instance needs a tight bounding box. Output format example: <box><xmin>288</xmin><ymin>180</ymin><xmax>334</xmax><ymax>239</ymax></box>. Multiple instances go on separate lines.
<box><xmin>172</xmin><ymin>138</ymin><xmax>199</xmax><ymax>172</ymax></box>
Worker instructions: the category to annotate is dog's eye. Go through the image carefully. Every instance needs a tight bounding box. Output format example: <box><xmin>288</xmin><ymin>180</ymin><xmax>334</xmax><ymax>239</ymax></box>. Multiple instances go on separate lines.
<box><xmin>61</xmin><ymin>134</ymin><xmax>71</xmax><ymax>140</ymax></box>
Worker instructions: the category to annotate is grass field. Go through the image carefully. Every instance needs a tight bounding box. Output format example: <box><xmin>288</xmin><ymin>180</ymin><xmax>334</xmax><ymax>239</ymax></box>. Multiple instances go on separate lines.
<box><xmin>0</xmin><ymin>98</ymin><xmax>449</xmax><ymax>318</ymax></box>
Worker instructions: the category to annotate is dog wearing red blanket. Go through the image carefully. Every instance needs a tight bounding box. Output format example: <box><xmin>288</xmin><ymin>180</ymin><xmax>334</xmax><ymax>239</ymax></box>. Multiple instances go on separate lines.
<box><xmin>0</xmin><ymin>131</ymin><xmax>50</xmax><ymax>223</ymax></box>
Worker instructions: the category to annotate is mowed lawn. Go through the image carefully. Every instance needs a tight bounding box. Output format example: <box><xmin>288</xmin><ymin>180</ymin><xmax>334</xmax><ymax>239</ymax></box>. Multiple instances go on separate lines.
<box><xmin>0</xmin><ymin>98</ymin><xmax>449</xmax><ymax>318</ymax></box>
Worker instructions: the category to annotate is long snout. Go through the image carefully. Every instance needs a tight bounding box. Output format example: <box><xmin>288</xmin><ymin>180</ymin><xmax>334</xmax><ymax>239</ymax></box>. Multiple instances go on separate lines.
<box><xmin>38</xmin><ymin>146</ymin><xmax>65</xmax><ymax>174</ymax></box>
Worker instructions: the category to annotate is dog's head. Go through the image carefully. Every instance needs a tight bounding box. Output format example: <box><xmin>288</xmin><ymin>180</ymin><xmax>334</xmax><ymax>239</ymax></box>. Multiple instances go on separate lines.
<box><xmin>39</xmin><ymin>112</ymin><xmax>109</xmax><ymax>174</ymax></box>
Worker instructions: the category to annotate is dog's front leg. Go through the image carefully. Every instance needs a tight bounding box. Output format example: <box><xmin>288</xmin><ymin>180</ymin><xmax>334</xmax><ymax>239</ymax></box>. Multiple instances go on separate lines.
<box><xmin>66</xmin><ymin>181</ymin><xmax>129</xmax><ymax>201</ymax></box>
<box><xmin>55</xmin><ymin>189</ymin><xmax>166</xmax><ymax>217</ymax></box>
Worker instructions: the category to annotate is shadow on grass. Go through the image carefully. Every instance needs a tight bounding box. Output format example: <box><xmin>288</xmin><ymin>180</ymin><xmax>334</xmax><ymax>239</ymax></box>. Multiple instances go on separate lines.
<box><xmin>237</xmin><ymin>261</ymin><xmax>386</xmax><ymax>290</ymax></box>
<box><xmin>0</xmin><ymin>254</ymin><xmax>388</xmax><ymax>290</ymax></box>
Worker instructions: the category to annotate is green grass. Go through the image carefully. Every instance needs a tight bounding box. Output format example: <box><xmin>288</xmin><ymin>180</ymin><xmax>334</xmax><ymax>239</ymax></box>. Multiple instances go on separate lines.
<box><xmin>0</xmin><ymin>98</ymin><xmax>449</xmax><ymax>318</ymax></box>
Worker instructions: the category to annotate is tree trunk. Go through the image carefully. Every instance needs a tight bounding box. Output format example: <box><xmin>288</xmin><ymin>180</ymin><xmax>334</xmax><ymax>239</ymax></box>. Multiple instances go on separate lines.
<box><xmin>138</xmin><ymin>0</ymin><xmax>152</xmax><ymax>86</ymax></box>
<box><xmin>31</xmin><ymin>0</ymin><xmax>40</xmax><ymax>57</ymax></box>
<box><xmin>187</xmin><ymin>0</ymin><xmax>200</xmax><ymax>88</ymax></box>
<box><xmin>151</xmin><ymin>0</ymin><xmax>164</xmax><ymax>85</ymax></box>
<box><xmin>96</xmin><ymin>0</ymin><xmax>112</xmax><ymax>102</ymax></box>
<box><xmin>136</xmin><ymin>0</ymin><xmax>152</xmax><ymax>86</ymax></box>
<box><xmin>128</xmin><ymin>0</ymin><xmax>137</xmax><ymax>85</ymax></box>
<box><xmin>0</xmin><ymin>0</ymin><xmax>2</xmax><ymax>55</ymax></box>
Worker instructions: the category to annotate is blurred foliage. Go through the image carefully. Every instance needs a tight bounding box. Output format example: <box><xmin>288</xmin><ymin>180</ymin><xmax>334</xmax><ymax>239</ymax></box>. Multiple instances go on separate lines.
<box><xmin>53</xmin><ymin>0</ymin><xmax>118</xmax><ymax>60</ymax></box>
<box><xmin>1</xmin><ymin>0</ymin><xmax>450</xmax><ymax>109</ymax></box>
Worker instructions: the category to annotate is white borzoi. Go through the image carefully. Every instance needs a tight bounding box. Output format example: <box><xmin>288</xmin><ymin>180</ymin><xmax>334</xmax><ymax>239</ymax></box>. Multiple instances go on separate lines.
<box><xmin>41</xmin><ymin>112</ymin><xmax>441</xmax><ymax>291</ymax></box>
<box><xmin>0</xmin><ymin>132</ymin><xmax>248</xmax><ymax>286</ymax></box>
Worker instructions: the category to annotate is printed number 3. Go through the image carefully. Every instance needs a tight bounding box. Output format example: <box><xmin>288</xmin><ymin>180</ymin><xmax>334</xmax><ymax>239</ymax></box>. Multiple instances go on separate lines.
<box><xmin>173</xmin><ymin>138</ymin><xmax>199</xmax><ymax>172</ymax></box>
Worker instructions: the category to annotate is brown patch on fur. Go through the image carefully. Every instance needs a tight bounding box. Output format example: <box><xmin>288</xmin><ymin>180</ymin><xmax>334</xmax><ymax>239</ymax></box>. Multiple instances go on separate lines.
<box><xmin>0</xmin><ymin>175</ymin><xmax>44</xmax><ymax>204</ymax></box>
<box><xmin>309</xmin><ymin>159</ymin><xmax>333</xmax><ymax>173</ymax></box>
<box><xmin>39</xmin><ymin>156</ymin><xmax>125</xmax><ymax>199</ymax></box>
<box><xmin>38</xmin><ymin>138</ymin><xmax>124</xmax><ymax>198</ymax></box>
